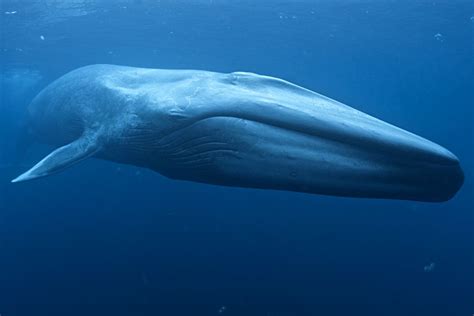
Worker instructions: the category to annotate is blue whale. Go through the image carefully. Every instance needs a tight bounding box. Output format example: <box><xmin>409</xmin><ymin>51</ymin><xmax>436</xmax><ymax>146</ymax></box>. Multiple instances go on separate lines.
<box><xmin>12</xmin><ymin>64</ymin><xmax>464</xmax><ymax>202</ymax></box>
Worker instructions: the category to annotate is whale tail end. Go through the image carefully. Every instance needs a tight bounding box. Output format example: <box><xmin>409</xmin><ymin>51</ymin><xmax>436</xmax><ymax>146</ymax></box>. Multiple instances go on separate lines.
<box><xmin>11</xmin><ymin>134</ymin><xmax>99</xmax><ymax>183</ymax></box>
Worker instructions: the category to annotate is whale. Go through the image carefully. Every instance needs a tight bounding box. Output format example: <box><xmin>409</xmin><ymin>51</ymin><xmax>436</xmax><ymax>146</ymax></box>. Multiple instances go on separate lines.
<box><xmin>12</xmin><ymin>64</ymin><xmax>463</xmax><ymax>202</ymax></box>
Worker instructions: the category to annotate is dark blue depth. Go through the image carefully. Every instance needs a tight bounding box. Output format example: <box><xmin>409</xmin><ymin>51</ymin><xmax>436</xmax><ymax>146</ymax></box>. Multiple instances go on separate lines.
<box><xmin>0</xmin><ymin>1</ymin><xmax>473</xmax><ymax>315</ymax></box>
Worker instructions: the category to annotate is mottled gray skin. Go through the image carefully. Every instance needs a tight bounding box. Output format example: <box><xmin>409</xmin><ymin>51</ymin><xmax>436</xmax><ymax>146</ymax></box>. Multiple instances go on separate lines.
<box><xmin>14</xmin><ymin>64</ymin><xmax>463</xmax><ymax>201</ymax></box>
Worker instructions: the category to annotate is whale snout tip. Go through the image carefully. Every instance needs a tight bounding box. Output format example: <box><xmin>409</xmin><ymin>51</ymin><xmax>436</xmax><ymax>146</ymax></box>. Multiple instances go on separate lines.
<box><xmin>422</xmin><ymin>149</ymin><xmax>464</xmax><ymax>202</ymax></box>
<box><xmin>437</xmin><ymin>157</ymin><xmax>464</xmax><ymax>202</ymax></box>
<box><xmin>389</xmin><ymin>133</ymin><xmax>464</xmax><ymax>202</ymax></box>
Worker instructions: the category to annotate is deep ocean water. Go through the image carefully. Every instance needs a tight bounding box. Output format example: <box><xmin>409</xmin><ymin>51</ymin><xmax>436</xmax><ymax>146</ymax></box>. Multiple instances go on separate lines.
<box><xmin>0</xmin><ymin>1</ymin><xmax>473</xmax><ymax>315</ymax></box>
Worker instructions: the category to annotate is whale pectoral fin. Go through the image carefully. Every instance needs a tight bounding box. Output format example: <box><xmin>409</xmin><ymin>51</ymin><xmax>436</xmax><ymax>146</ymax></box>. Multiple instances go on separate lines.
<box><xmin>11</xmin><ymin>136</ymin><xmax>100</xmax><ymax>183</ymax></box>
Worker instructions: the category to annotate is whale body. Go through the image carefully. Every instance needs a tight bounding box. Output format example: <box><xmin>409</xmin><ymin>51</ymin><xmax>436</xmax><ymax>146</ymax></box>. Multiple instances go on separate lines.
<box><xmin>13</xmin><ymin>64</ymin><xmax>463</xmax><ymax>202</ymax></box>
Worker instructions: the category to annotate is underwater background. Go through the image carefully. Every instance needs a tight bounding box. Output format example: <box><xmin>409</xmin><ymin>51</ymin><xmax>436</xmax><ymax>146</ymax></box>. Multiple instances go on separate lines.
<box><xmin>0</xmin><ymin>0</ymin><xmax>473</xmax><ymax>315</ymax></box>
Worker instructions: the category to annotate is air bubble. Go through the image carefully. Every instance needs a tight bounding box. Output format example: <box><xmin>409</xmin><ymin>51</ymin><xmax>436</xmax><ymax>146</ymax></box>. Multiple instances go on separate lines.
<box><xmin>423</xmin><ymin>262</ymin><xmax>435</xmax><ymax>272</ymax></box>
<box><xmin>434</xmin><ymin>33</ymin><xmax>444</xmax><ymax>42</ymax></box>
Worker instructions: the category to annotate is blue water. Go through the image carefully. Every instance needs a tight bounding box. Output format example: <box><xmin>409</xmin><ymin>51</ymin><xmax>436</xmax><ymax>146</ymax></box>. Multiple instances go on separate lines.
<box><xmin>1</xmin><ymin>1</ymin><xmax>473</xmax><ymax>315</ymax></box>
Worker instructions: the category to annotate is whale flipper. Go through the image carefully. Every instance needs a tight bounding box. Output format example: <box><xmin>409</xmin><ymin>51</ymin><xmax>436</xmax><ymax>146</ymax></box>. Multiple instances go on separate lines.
<box><xmin>11</xmin><ymin>134</ymin><xmax>100</xmax><ymax>183</ymax></box>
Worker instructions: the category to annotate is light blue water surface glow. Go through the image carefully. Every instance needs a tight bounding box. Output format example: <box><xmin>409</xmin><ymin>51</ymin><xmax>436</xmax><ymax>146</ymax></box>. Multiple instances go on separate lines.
<box><xmin>0</xmin><ymin>1</ymin><xmax>473</xmax><ymax>315</ymax></box>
